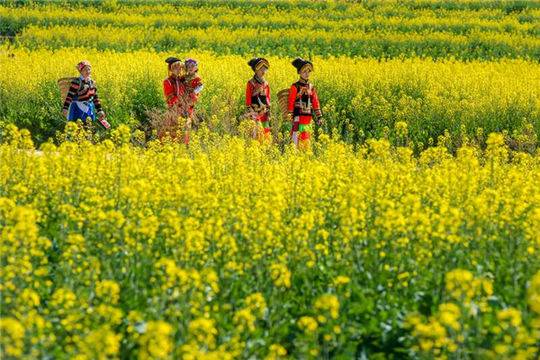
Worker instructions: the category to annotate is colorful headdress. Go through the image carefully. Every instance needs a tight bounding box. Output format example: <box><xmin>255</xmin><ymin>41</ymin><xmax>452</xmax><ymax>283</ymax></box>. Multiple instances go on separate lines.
<box><xmin>185</xmin><ymin>58</ymin><xmax>198</xmax><ymax>67</ymax></box>
<box><xmin>185</xmin><ymin>58</ymin><xmax>199</xmax><ymax>72</ymax></box>
<box><xmin>292</xmin><ymin>58</ymin><xmax>313</xmax><ymax>73</ymax></box>
<box><xmin>248</xmin><ymin>58</ymin><xmax>270</xmax><ymax>72</ymax></box>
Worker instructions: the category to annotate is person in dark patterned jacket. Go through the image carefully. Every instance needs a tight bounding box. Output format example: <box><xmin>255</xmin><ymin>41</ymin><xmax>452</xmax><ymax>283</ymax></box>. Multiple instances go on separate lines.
<box><xmin>246</xmin><ymin>57</ymin><xmax>271</xmax><ymax>142</ymax></box>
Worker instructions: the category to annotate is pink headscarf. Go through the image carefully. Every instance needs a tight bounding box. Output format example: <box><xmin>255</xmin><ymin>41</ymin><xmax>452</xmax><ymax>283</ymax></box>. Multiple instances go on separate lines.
<box><xmin>76</xmin><ymin>60</ymin><xmax>91</xmax><ymax>72</ymax></box>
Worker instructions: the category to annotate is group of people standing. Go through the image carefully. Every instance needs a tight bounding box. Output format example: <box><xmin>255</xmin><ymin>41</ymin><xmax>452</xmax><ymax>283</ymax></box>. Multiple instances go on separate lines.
<box><xmin>62</xmin><ymin>56</ymin><xmax>323</xmax><ymax>148</ymax></box>
<box><xmin>245</xmin><ymin>57</ymin><xmax>323</xmax><ymax>148</ymax></box>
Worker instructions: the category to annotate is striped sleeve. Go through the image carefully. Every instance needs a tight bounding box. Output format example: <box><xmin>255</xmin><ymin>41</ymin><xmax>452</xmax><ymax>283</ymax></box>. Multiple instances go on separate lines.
<box><xmin>93</xmin><ymin>88</ymin><xmax>103</xmax><ymax>113</ymax></box>
<box><xmin>62</xmin><ymin>79</ymin><xmax>80</xmax><ymax>110</ymax></box>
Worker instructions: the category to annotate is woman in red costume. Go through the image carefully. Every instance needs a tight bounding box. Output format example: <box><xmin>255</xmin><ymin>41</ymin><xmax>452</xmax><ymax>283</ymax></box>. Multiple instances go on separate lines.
<box><xmin>287</xmin><ymin>58</ymin><xmax>323</xmax><ymax>150</ymax></box>
<box><xmin>245</xmin><ymin>57</ymin><xmax>271</xmax><ymax>143</ymax></box>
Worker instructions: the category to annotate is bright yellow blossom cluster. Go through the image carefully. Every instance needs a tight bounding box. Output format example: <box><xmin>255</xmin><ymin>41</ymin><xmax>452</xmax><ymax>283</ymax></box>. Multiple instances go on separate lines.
<box><xmin>445</xmin><ymin>268</ymin><xmax>493</xmax><ymax>302</ymax></box>
<box><xmin>138</xmin><ymin>321</ymin><xmax>173</xmax><ymax>360</ymax></box>
<box><xmin>314</xmin><ymin>294</ymin><xmax>340</xmax><ymax>321</ymax></box>
<box><xmin>269</xmin><ymin>263</ymin><xmax>292</xmax><ymax>289</ymax></box>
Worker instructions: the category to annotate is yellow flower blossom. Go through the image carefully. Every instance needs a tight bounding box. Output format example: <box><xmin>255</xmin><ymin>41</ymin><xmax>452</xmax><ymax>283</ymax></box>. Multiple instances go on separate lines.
<box><xmin>188</xmin><ymin>318</ymin><xmax>218</xmax><ymax>349</ymax></box>
<box><xmin>269</xmin><ymin>263</ymin><xmax>292</xmax><ymax>289</ymax></box>
<box><xmin>314</xmin><ymin>294</ymin><xmax>340</xmax><ymax>319</ymax></box>
<box><xmin>95</xmin><ymin>280</ymin><xmax>121</xmax><ymax>305</ymax></box>
<box><xmin>138</xmin><ymin>321</ymin><xmax>173</xmax><ymax>360</ymax></box>
<box><xmin>333</xmin><ymin>275</ymin><xmax>351</xmax><ymax>287</ymax></box>
<box><xmin>298</xmin><ymin>316</ymin><xmax>318</xmax><ymax>333</ymax></box>
<box><xmin>0</xmin><ymin>317</ymin><xmax>25</xmax><ymax>357</ymax></box>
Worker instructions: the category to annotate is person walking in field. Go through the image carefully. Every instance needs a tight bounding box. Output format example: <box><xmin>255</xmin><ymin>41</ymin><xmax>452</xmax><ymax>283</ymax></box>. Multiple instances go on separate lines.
<box><xmin>60</xmin><ymin>60</ymin><xmax>109</xmax><ymax>129</ymax></box>
<box><xmin>287</xmin><ymin>58</ymin><xmax>323</xmax><ymax>149</ymax></box>
<box><xmin>245</xmin><ymin>57</ymin><xmax>271</xmax><ymax>143</ymax></box>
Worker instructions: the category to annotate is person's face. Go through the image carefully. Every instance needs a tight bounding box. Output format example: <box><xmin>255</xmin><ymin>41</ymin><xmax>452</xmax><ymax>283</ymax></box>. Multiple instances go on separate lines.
<box><xmin>300</xmin><ymin>68</ymin><xmax>311</xmax><ymax>80</ymax></box>
<box><xmin>80</xmin><ymin>66</ymin><xmax>91</xmax><ymax>78</ymax></box>
<box><xmin>171</xmin><ymin>62</ymin><xmax>183</xmax><ymax>76</ymax></box>
<box><xmin>256</xmin><ymin>66</ymin><xmax>268</xmax><ymax>79</ymax></box>
<box><xmin>187</xmin><ymin>64</ymin><xmax>198</xmax><ymax>74</ymax></box>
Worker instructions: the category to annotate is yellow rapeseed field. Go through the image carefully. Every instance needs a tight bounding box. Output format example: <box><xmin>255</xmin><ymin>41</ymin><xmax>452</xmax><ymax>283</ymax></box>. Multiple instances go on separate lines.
<box><xmin>1</xmin><ymin>125</ymin><xmax>539</xmax><ymax>358</ymax></box>
<box><xmin>1</xmin><ymin>0</ymin><xmax>540</xmax><ymax>358</ymax></box>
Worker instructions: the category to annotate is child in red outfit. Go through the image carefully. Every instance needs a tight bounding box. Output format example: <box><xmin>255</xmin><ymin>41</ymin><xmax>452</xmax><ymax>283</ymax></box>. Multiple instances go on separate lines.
<box><xmin>179</xmin><ymin>58</ymin><xmax>203</xmax><ymax>145</ymax></box>
<box><xmin>180</xmin><ymin>59</ymin><xmax>203</xmax><ymax>118</ymax></box>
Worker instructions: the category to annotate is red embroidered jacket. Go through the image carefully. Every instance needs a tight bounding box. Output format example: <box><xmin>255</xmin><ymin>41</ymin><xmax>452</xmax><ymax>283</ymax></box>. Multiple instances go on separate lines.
<box><xmin>287</xmin><ymin>80</ymin><xmax>322</xmax><ymax>125</ymax></box>
<box><xmin>163</xmin><ymin>76</ymin><xmax>184</xmax><ymax>108</ymax></box>
<box><xmin>246</xmin><ymin>77</ymin><xmax>270</xmax><ymax>121</ymax></box>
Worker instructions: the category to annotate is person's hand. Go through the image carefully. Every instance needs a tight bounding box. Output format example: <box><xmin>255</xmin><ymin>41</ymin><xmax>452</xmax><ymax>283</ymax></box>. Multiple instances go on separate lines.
<box><xmin>97</xmin><ymin>111</ymin><xmax>105</xmax><ymax>119</ymax></box>
<box><xmin>62</xmin><ymin>109</ymin><xmax>68</xmax><ymax>118</ymax></box>
<box><xmin>287</xmin><ymin>112</ymin><xmax>293</xmax><ymax>122</ymax></box>
<box><xmin>317</xmin><ymin>118</ymin><xmax>324</xmax><ymax>127</ymax></box>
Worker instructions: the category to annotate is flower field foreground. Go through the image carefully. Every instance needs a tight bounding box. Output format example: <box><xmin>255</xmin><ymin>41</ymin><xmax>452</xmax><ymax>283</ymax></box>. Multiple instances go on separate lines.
<box><xmin>1</xmin><ymin>125</ymin><xmax>539</xmax><ymax>359</ymax></box>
